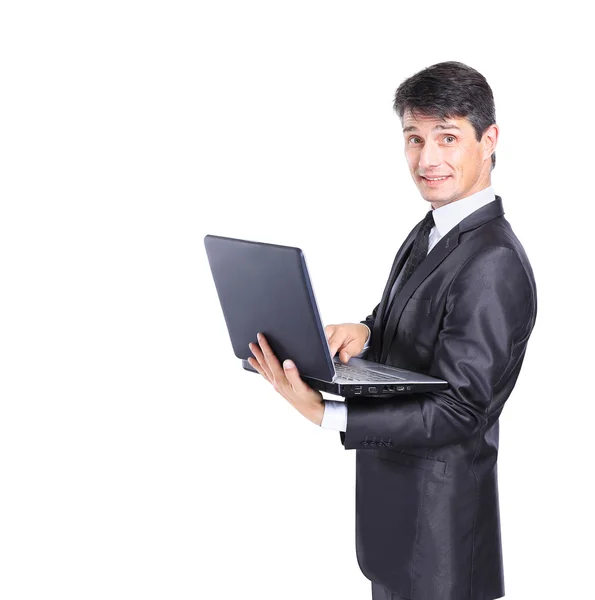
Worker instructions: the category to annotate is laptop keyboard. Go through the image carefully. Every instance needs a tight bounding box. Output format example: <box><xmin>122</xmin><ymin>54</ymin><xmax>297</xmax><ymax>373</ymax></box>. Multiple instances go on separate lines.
<box><xmin>334</xmin><ymin>362</ymin><xmax>405</xmax><ymax>382</ymax></box>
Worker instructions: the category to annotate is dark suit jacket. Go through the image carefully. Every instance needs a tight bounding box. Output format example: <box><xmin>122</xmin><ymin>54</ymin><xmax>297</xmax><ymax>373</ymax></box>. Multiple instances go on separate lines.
<box><xmin>340</xmin><ymin>197</ymin><xmax>537</xmax><ymax>600</ymax></box>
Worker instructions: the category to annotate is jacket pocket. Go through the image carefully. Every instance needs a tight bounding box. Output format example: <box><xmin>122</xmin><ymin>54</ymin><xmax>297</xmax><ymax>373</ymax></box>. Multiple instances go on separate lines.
<box><xmin>375</xmin><ymin>448</ymin><xmax>447</xmax><ymax>475</ymax></box>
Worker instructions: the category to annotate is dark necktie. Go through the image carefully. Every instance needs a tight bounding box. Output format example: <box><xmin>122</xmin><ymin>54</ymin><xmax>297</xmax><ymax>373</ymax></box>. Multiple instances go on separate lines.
<box><xmin>384</xmin><ymin>209</ymin><xmax>435</xmax><ymax>322</ymax></box>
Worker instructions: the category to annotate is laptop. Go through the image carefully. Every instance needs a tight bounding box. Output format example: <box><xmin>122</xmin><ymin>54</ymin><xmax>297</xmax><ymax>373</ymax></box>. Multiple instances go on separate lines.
<box><xmin>204</xmin><ymin>234</ymin><xmax>448</xmax><ymax>397</ymax></box>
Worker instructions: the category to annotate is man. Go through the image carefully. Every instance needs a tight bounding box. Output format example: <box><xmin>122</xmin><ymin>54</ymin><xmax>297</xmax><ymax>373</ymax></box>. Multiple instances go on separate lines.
<box><xmin>248</xmin><ymin>61</ymin><xmax>537</xmax><ymax>600</ymax></box>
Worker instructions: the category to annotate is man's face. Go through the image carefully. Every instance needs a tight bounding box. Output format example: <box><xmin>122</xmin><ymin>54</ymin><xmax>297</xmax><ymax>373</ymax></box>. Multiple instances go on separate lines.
<box><xmin>402</xmin><ymin>110</ymin><xmax>497</xmax><ymax>209</ymax></box>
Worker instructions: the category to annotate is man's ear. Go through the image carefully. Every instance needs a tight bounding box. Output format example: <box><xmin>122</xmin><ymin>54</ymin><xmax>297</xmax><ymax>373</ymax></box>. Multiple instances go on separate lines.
<box><xmin>482</xmin><ymin>123</ymin><xmax>499</xmax><ymax>162</ymax></box>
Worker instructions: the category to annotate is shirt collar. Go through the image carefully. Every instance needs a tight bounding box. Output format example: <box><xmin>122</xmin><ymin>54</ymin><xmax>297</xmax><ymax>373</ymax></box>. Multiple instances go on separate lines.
<box><xmin>431</xmin><ymin>186</ymin><xmax>496</xmax><ymax>238</ymax></box>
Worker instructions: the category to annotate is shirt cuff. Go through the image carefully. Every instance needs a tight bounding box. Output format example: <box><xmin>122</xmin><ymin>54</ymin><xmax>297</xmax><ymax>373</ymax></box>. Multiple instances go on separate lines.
<box><xmin>355</xmin><ymin>323</ymin><xmax>371</xmax><ymax>357</ymax></box>
<box><xmin>321</xmin><ymin>400</ymin><xmax>348</xmax><ymax>432</ymax></box>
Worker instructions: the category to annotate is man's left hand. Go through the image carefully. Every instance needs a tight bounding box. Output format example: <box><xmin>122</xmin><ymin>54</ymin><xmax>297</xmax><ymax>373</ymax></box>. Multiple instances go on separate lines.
<box><xmin>248</xmin><ymin>332</ymin><xmax>325</xmax><ymax>426</ymax></box>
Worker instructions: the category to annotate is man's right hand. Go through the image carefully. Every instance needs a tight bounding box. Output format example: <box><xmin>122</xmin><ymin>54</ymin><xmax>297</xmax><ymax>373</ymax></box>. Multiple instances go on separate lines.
<box><xmin>324</xmin><ymin>323</ymin><xmax>370</xmax><ymax>364</ymax></box>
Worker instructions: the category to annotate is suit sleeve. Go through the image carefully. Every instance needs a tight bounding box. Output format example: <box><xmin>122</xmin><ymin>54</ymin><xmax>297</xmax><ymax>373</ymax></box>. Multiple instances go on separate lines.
<box><xmin>360</xmin><ymin>302</ymin><xmax>380</xmax><ymax>333</ymax></box>
<box><xmin>341</xmin><ymin>247</ymin><xmax>536</xmax><ymax>450</ymax></box>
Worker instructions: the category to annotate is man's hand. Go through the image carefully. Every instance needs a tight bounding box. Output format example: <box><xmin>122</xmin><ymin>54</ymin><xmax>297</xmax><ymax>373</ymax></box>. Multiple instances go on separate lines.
<box><xmin>248</xmin><ymin>332</ymin><xmax>325</xmax><ymax>426</ymax></box>
<box><xmin>325</xmin><ymin>323</ymin><xmax>370</xmax><ymax>364</ymax></box>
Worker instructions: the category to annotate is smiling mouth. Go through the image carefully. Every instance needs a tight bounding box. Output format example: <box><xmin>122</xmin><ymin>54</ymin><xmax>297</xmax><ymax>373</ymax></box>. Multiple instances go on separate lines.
<box><xmin>420</xmin><ymin>175</ymin><xmax>451</xmax><ymax>186</ymax></box>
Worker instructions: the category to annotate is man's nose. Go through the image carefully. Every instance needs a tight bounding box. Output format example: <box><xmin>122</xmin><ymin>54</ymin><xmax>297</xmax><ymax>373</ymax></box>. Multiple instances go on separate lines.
<box><xmin>419</xmin><ymin>141</ymin><xmax>442</xmax><ymax>170</ymax></box>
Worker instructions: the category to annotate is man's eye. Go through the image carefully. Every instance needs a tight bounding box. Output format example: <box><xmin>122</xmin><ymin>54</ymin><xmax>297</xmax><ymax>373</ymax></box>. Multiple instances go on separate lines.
<box><xmin>444</xmin><ymin>135</ymin><xmax>456</xmax><ymax>143</ymax></box>
<box><xmin>408</xmin><ymin>137</ymin><xmax>422</xmax><ymax>145</ymax></box>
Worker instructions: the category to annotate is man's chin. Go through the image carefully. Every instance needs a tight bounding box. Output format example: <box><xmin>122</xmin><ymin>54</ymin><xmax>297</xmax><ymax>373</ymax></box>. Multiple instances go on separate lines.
<box><xmin>417</xmin><ymin>186</ymin><xmax>458</xmax><ymax>206</ymax></box>
<box><xmin>419</xmin><ymin>191</ymin><xmax>451</xmax><ymax>204</ymax></box>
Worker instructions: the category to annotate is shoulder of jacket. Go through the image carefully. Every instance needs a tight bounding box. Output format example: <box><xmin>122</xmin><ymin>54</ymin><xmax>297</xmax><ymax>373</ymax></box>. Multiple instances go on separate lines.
<box><xmin>449</xmin><ymin>246</ymin><xmax>527</xmax><ymax>288</ymax></box>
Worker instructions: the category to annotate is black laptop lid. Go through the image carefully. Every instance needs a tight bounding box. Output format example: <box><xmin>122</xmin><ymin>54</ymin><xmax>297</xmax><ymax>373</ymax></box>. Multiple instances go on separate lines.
<box><xmin>204</xmin><ymin>234</ymin><xmax>335</xmax><ymax>382</ymax></box>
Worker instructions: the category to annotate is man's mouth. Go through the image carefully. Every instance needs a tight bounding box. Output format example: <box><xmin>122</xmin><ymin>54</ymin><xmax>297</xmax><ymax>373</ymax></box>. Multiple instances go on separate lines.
<box><xmin>420</xmin><ymin>175</ymin><xmax>451</xmax><ymax>185</ymax></box>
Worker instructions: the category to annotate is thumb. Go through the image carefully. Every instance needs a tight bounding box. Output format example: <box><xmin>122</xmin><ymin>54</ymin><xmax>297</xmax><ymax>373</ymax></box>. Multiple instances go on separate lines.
<box><xmin>340</xmin><ymin>350</ymin><xmax>351</xmax><ymax>363</ymax></box>
<box><xmin>283</xmin><ymin>359</ymin><xmax>309</xmax><ymax>392</ymax></box>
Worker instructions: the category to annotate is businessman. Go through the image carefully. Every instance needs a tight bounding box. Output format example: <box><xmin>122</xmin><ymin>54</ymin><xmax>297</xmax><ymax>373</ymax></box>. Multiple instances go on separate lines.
<box><xmin>248</xmin><ymin>61</ymin><xmax>537</xmax><ymax>600</ymax></box>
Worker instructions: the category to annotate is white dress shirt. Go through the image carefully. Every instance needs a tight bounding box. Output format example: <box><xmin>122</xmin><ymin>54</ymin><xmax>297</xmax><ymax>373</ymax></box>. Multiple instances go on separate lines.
<box><xmin>321</xmin><ymin>186</ymin><xmax>496</xmax><ymax>432</ymax></box>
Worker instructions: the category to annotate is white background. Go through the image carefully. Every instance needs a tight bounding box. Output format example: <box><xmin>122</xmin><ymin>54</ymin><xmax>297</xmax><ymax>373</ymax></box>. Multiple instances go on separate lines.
<box><xmin>1</xmin><ymin>1</ymin><xmax>593</xmax><ymax>599</ymax></box>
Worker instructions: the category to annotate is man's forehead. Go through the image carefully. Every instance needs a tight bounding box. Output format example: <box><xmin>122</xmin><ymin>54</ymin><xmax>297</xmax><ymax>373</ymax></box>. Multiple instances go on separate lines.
<box><xmin>401</xmin><ymin>111</ymin><xmax>470</xmax><ymax>132</ymax></box>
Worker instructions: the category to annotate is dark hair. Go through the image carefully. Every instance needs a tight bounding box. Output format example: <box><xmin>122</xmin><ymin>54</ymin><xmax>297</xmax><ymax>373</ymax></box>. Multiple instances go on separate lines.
<box><xmin>394</xmin><ymin>61</ymin><xmax>497</xmax><ymax>169</ymax></box>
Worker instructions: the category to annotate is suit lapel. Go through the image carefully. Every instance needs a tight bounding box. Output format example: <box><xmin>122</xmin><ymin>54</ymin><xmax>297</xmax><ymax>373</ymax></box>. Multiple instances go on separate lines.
<box><xmin>380</xmin><ymin>229</ymin><xmax>460</xmax><ymax>362</ymax></box>
<box><xmin>371</xmin><ymin>226</ymin><xmax>418</xmax><ymax>361</ymax></box>
<box><xmin>379</xmin><ymin>196</ymin><xmax>505</xmax><ymax>363</ymax></box>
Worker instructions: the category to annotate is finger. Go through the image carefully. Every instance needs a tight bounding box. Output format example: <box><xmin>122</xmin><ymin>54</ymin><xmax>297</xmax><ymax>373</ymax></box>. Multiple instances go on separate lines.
<box><xmin>282</xmin><ymin>359</ymin><xmax>310</xmax><ymax>394</ymax></box>
<box><xmin>339</xmin><ymin>335</ymin><xmax>362</xmax><ymax>363</ymax></box>
<box><xmin>324</xmin><ymin>324</ymin><xmax>336</xmax><ymax>342</ymax></box>
<box><xmin>256</xmin><ymin>333</ymin><xmax>284</xmax><ymax>379</ymax></box>
<box><xmin>330</xmin><ymin>335</ymin><xmax>355</xmax><ymax>361</ymax></box>
<box><xmin>339</xmin><ymin>349</ymin><xmax>352</xmax><ymax>363</ymax></box>
<box><xmin>247</xmin><ymin>356</ymin><xmax>271</xmax><ymax>383</ymax></box>
<box><xmin>249</xmin><ymin>342</ymin><xmax>273</xmax><ymax>381</ymax></box>
<box><xmin>327</xmin><ymin>330</ymin><xmax>342</xmax><ymax>357</ymax></box>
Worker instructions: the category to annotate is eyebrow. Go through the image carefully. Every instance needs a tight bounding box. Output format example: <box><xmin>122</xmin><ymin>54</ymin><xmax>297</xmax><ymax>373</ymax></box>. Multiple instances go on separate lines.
<box><xmin>403</xmin><ymin>123</ymin><xmax>462</xmax><ymax>133</ymax></box>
